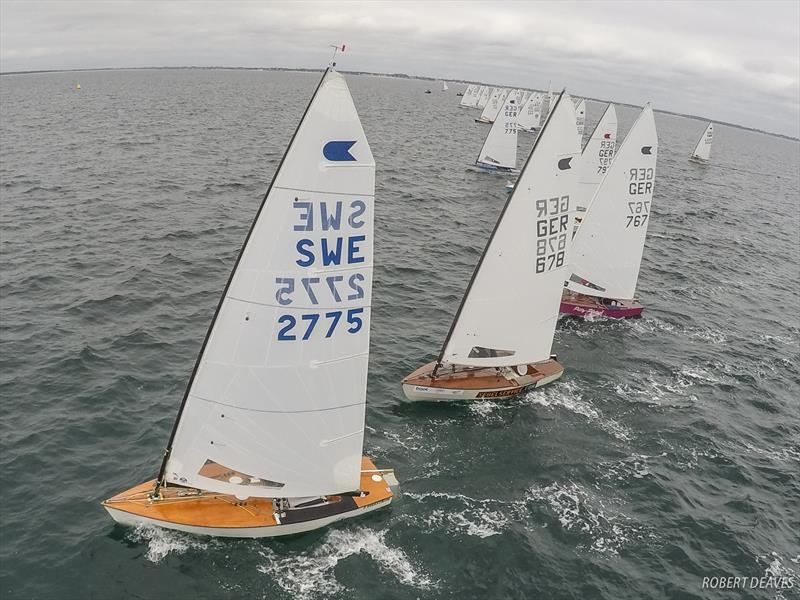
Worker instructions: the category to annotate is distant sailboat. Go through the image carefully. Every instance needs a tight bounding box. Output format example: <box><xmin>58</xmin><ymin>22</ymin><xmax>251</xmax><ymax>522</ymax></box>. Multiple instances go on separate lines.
<box><xmin>472</xmin><ymin>92</ymin><xmax>519</xmax><ymax>174</ymax></box>
<box><xmin>402</xmin><ymin>92</ymin><xmax>581</xmax><ymax>401</ymax></box>
<box><xmin>517</xmin><ymin>92</ymin><xmax>544</xmax><ymax>132</ymax></box>
<box><xmin>425</xmin><ymin>89</ymin><xmax>432</xmax><ymax>94</ymax></box>
<box><xmin>574</xmin><ymin>99</ymin><xmax>586</xmax><ymax>139</ymax></box>
<box><xmin>689</xmin><ymin>122</ymin><xmax>713</xmax><ymax>162</ymax></box>
<box><xmin>561</xmin><ymin>105</ymin><xmax>658</xmax><ymax>319</ymax></box>
<box><xmin>442</xmin><ymin>81</ymin><xmax>449</xmax><ymax>91</ymax></box>
<box><xmin>575</xmin><ymin>103</ymin><xmax>618</xmax><ymax>213</ymax></box>
<box><xmin>476</xmin><ymin>88</ymin><xmax>509</xmax><ymax>124</ymax></box>
<box><xmin>476</xmin><ymin>86</ymin><xmax>492</xmax><ymax>109</ymax></box>
<box><xmin>460</xmin><ymin>84</ymin><xmax>478</xmax><ymax>108</ymax></box>
<box><xmin>103</xmin><ymin>65</ymin><xmax>396</xmax><ymax>537</ymax></box>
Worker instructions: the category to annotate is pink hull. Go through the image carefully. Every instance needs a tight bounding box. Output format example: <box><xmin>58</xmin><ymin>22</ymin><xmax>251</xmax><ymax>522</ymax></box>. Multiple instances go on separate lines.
<box><xmin>560</xmin><ymin>299</ymin><xmax>643</xmax><ymax>319</ymax></box>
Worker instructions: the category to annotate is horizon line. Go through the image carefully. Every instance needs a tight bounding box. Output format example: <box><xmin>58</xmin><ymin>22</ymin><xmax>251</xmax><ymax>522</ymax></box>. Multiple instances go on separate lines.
<box><xmin>1</xmin><ymin>65</ymin><xmax>797</xmax><ymax>142</ymax></box>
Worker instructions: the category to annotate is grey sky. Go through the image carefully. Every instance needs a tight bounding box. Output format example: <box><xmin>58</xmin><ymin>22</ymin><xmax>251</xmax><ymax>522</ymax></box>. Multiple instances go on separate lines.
<box><xmin>1</xmin><ymin>0</ymin><xmax>798</xmax><ymax>136</ymax></box>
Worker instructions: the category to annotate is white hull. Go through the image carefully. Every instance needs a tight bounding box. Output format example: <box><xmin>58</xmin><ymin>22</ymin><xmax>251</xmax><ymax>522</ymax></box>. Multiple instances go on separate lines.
<box><xmin>104</xmin><ymin>497</ymin><xmax>392</xmax><ymax>538</ymax></box>
<box><xmin>402</xmin><ymin>369</ymin><xmax>562</xmax><ymax>402</ymax></box>
<box><xmin>688</xmin><ymin>155</ymin><xmax>709</xmax><ymax>163</ymax></box>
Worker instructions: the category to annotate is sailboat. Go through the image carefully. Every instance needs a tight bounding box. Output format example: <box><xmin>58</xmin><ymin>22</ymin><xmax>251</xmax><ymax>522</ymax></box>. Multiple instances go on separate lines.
<box><xmin>459</xmin><ymin>84</ymin><xmax>478</xmax><ymax>108</ymax></box>
<box><xmin>561</xmin><ymin>105</ymin><xmax>658</xmax><ymax>319</ymax></box>
<box><xmin>517</xmin><ymin>92</ymin><xmax>543</xmax><ymax>132</ymax></box>
<box><xmin>103</xmin><ymin>65</ymin><xmax>396</xmax><ymax>537</ymax></box>
<box><xmin>471</xmin><ymin>91</ymin><xmax>519</xmax><ymax>174</ymax></box>
<box><xmin>575</xmin><ymin>103</ymin><xmax>618</xmax><ymax>214</ymax></box>
<box><xmin>442</xmin><ymin>80</ymin><xmax>449</xmax><ymax>92</ymax></box>
<box><xmin>476</xmin><ymin>88</ymin><xmax>509</xmax><ymax>124</ymax></box>
<box><xmin>575</xmin><ymin>99</ymin><xmax>586</xmax><ymax>139</ymax></box>
<box><xmin>402</xmin><ymin>92</ymin><xmax>580</xmax><ymax>401</ymax></box>
<box><xmin>689</xmin><ymin>122</ymin><xmax>713</xmax><ymax>162</ymax></box>
<box><xmin>476</xmin><ymin>86</ymin><xmax>492</xmax><ymax>109</ymax></box>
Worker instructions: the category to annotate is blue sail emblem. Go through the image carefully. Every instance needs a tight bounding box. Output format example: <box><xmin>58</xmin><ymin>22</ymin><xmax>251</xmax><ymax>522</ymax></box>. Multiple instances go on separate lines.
<box><xmin>323</xmin><ymin>141</ymin><xmax>357</xmax><ymax>161</ymax></box>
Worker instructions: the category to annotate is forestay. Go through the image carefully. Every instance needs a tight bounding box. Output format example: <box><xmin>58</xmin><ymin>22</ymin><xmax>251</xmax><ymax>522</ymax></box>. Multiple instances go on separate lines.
<box><xmin>575</xmin><ymin>103</ymin><xmax>617</xmax><ymax>211</ymax></box>
<box><xmin>691</xmin><ymin>122</ymin><xmax>713</xmax><ymax>160</ymax></box>
<box><xmin>163</xmin><ymin>69</ymin><xmax>375</xmax><ymax>499</ymax></box>
<box><xmin>568</xmin><ymin>105</ymin><xmax>658</xmax><ymax>300</ymax></box>
<box><xmin>476</xmin><ymin>90</ymin><xmax>519</xmax><ymax>169</ymax></box>
<box><xmin>517</xmin><ymin>92</ymin><xmax>543</xmax><ymax>131</ymax></box>
<box><xmin>440</xmin><ymin>93</ymin><xmax>581</xmax><ymax>367</ymax></box>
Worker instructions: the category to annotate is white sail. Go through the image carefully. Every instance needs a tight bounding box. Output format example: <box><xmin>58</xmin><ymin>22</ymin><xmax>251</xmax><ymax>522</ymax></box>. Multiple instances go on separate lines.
<box><xmin>476</xmin><ymin>86</ymin><xmax>491</xmax><ymax>109</ymax></box>
<box><xmin>575</xmin><ymin>103</ymin><xmax>617</xmax><ymax>211</ymax></box>
<box><xmin>441</xmin><ymin>93</ymin><xmax>580</xmax><ymax>367</ymax></box>
<box><xmin>517</xmin><ymin>92</ymin><xmax>543</xmax><ymax>131</ymax></box>
<box><xmin>163</xmin><ymin>69</ymin><xmax>375</xmax><ymax>499</ymax></box>
<box><xmin>466</xmin><ymin>84</ymin><xmax>482</xmax><ymax>108</ymax></box>
<box><xmin>568</xmin><ymin>105</ymin><xmax>658</xmax><ymax>300</ymax></box>
<box><xmin>479</xmin><ymin>88</ymin><xmax>508</xmax><ymax>122</ymax></box>
<box><xmin>575</xmin><ymin>99</ymin><xmax>586</xmax><ymax>139</ymax></box>
<box><xmin>442</xmin><ymin>81</ymin><xmax>449</xmax><ymax>91</ymax></box>
<box><xmin>520</xmin><ymin>90</ymin><xmax>531</xmax><ymax>106</ymax></box>
<box><xmin>460</xmin><ymin>84</ymin><xmax>476</xmax><ymax>107</ymax></box>
<box><xmin>691</xmin><ymin>122</ymin><xmax>713</xmax><ymax>160</ymax></box>
<box><xmin>476</xmin><ymin>90</ymin><xmax>519</xmax><ymax>169</ymax></box>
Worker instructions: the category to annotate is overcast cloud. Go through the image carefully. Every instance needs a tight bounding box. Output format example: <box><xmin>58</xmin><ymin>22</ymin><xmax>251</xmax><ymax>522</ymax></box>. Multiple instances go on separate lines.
<box><xmin>1</xmin><ymin>0</ymin><xmax>798</xmax><ymax>136</ymax></box>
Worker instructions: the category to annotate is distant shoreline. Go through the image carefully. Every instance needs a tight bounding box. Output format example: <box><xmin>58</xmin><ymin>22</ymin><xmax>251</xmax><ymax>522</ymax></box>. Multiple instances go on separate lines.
<box><xmin>2</xmin><ymin>65</ymin><xmax>797</xmax><ymax>142</ymax></box>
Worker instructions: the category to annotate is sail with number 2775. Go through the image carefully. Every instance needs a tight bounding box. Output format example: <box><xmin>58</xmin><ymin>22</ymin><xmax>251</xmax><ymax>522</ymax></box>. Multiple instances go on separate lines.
<box><xmin>103</xmin><ymin>67</ymin><xmax>396</xmax><ymax>538</ymax></box>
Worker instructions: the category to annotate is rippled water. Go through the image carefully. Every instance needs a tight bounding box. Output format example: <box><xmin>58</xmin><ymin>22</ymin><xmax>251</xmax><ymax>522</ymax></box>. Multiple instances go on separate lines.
<box><xmin>1</xmin><ymin>69</ymin><xmax>798</xmax><ymax>600</ymax></box>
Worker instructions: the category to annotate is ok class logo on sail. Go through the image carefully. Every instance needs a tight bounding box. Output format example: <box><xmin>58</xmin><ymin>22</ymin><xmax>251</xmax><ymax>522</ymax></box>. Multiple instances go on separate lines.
<box><xmin>322</xmin><ymin>140</ymin><xmax>357</xmax><ymax>161</ymax></box>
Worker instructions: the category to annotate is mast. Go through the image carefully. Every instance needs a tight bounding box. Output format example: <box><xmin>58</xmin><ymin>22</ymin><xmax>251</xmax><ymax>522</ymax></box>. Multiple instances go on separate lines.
<box><xmin>433</xmin><ymin>90</ymin><xmax>567</xmax><ymax>377</ymax></box>
<box><xmin>153</xmin><ymin>67</ymin><xmax>332</xmax><ymax>495</ymax></box>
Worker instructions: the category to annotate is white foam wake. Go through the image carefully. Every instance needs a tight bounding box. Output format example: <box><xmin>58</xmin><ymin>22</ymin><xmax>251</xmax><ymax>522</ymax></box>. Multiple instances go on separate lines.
<box><xmin>257</xmin><ymin>528</ymin><xmax>434</xmax><ymax>599</ymax></box>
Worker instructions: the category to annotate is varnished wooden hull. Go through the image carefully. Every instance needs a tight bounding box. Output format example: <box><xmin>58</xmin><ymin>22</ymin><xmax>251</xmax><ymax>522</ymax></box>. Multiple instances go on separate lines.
<box><xmin>102</xmin><ymin>457</ymin><xmax>393</xmax><ymax>538</ymax></box>
<box><xmin>401</xmin><ymin>359</ymin><xmax>564</xmax><ymax>401</ymax></box>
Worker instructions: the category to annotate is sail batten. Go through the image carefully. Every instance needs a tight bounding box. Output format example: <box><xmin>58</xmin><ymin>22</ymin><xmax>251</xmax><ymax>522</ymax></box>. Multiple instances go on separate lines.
<box><xmin>161</xmin><ymin>69</ymin><xmax>375</xmax><ymax>499</ymax></box>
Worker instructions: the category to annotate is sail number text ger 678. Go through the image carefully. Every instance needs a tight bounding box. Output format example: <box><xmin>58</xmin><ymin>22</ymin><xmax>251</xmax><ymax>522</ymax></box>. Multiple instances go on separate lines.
<box><xmin>535</xmin><ymin>195</ymin><xmax>570</xmax><ymax>273</ymax></box>
<box><xmin>275</xmin><ymin>199</ymin><xmax>369</xmax><ymax>341</ymax></box>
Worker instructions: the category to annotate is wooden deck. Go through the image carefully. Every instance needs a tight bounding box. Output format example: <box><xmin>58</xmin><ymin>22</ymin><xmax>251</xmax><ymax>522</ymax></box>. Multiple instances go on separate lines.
<box><xmin>403</xmin><ymin>359</ymin><xmax>564</xmax><ymax>390</ymax></box>
<box><xmin>103</xmin><ymin>457</ymin><xmax>392</xmax><ymax>529</ymax></box>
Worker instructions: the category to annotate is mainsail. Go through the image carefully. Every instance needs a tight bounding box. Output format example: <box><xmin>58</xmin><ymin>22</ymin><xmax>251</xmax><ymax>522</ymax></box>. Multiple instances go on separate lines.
<box><xmin>568</xmin><ymin>105</ymin><xmax>658</xmax><ymax>300</ymax></box>
<box><xmin>476</xmin><ymin>86</ymin><xmax>491</xmax><ymax>109</ymax></box>
<box><xmin>476</xmin><ymin>90</ymin><xmax>519</xmax><ymax>169</ymax></box>
<box><xmin>575</xmin><ymin>103</ymin><xmax>618</xmax><ymax>211</ymax></box>
<box><xmin>691</xmin><ymin>122</ymin><xmax>713</xmax><ymax>160</ymax></box>
<box><xmin>442</xmin><ymin>81</ymin><xmax>449</xmax><ymax>91</ymax></box>
<box><xmin>517</xmin><ymin>92</ymin><xmax>543</xmax><ymax>131</ymax></box>
<box><xmin>160</xmin><ymin>69</ymin><xmax>375</xmax><ymax>499</ymax></box>
<box><xmin>479</xmin><ymin>88</ymin><xmax>509</xmax><ymax>122</ymax></box>
<box><xmin>575</xmin><ymin>99</ymin><xmax>586</xmax><ymax>139</ymax></box>
<box><xmin>460</xmin><ymin>84</ymin><xmax>478</xmax><ymax>107</ymax></box>
<box><xmin>440</xmin><ymin>92</ymin><xmax>580</xmax><ymax>367</ymax></box>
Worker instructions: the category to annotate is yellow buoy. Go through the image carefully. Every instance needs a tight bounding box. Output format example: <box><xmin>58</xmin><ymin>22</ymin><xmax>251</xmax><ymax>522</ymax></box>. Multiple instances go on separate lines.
<box><xmin>75</xmin><ymin>83</ymin><xmax>81</xmax><ymax>90</ymax></box>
